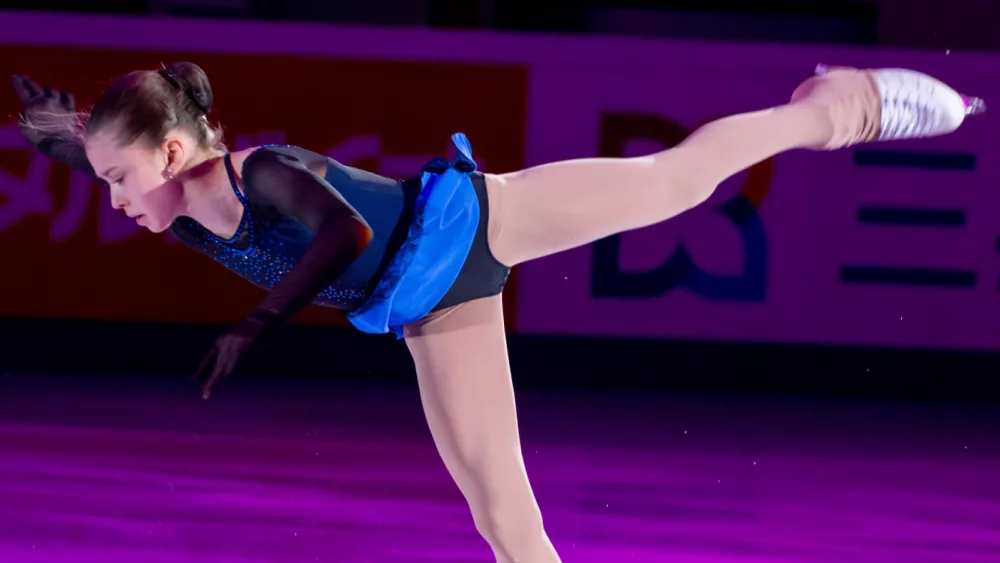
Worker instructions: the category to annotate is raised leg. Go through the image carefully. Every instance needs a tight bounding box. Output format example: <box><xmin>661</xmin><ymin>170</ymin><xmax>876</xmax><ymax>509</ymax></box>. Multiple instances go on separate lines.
<box><xmin>484</xmin><ymin>66</ymin><xmax>980</xmax><ymax>267</ymax></box>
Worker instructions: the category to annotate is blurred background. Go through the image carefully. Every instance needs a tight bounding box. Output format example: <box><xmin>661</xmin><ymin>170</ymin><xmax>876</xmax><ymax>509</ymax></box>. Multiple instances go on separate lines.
<box><xmin>0</xmin><ymin>2</ymin><xmax>998</xmax><ymax>562</ymax></box>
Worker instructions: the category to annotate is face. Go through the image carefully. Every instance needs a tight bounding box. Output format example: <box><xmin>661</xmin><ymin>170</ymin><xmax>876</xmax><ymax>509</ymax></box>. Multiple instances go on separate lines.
<box><xmin>85</xmin><ymin>128</ymin><xmax>187</xmax><ymax>233</ymax></box>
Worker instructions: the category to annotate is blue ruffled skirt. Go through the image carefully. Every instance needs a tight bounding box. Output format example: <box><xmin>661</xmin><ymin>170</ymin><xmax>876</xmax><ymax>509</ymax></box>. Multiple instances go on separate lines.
<box><xmin>345</xmin><ymin>133</ymin><xmax>481</xmax><ymax>338</ymax></box>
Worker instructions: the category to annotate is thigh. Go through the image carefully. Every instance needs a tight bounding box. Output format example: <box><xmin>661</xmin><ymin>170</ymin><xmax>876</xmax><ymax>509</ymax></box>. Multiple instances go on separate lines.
<box><xmin>481</xmin><ymin>153</ymin><xmax>705</xmax><ymax>268</ymax></box>
<box><xmin>481</xmin><ymin>101</ymin><xmax>832</xmax><ymax>267</ymax></box>
<box><xmin>403</xmin><ymin>294</ymin><xmax>528</xmax><ymax>480</ymax></box>
<box><xmin>403</xmin><ymin>294</ymin><xmax>543</xmax><ymax>532</ymax></box>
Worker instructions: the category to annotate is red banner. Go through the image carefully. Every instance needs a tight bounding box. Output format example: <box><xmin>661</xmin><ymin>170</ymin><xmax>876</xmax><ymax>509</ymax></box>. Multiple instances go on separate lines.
<box><xmin>0</xmin><ymin>45</ymin><xmax>528</xmax><ymax>325</ymax></box>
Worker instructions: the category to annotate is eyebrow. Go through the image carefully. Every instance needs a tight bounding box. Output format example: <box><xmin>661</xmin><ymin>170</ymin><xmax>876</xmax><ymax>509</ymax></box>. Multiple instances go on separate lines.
<box><xmin>100</xmin><ymin>167</ymin><xmax>121</xmax><ymax>178</ymax></box>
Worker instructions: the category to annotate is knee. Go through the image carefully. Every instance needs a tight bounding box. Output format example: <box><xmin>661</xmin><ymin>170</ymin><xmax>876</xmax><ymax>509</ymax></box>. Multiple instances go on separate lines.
<box><xmin>648</xmin><ymin>151</ymin><xmax>719</xmax><ymax>217</ymax></box>
<box><xmin>678</xmin><ymin>175</ymin><xmax>718</xmax><ymax>212</ymax></box>
<box><xmin>473</xmin><ymin>507</ymin><xmax>551</xmax><ymax>562</ymax></box>
<box><xmin>436</xmin><ymin>435</ymin><xmax>555</xmax><ymax>559</ymax></box>
<box><xmin>457</xmin><ymin>464</ymin><xmax>550</xmax><ymax>559</ymax></box>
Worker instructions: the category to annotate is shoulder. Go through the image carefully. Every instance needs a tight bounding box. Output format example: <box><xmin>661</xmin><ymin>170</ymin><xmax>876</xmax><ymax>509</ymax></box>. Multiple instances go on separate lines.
<box><xmin>236</xmin><ymin>145</ymin><xmax>319</xmax><ymax>177</ymax></box>
<box><xmin>231</xmin><ymin>145</ymin><xmax>330</xmax><ymax>194</ymax></box>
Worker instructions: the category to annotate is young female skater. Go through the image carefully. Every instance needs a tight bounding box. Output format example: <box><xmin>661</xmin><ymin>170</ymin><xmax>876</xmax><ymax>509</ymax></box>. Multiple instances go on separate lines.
<box><xmin>11</xmin><ymin>62</ymin><xmax>982</xmax><ymax>562</ymax></box>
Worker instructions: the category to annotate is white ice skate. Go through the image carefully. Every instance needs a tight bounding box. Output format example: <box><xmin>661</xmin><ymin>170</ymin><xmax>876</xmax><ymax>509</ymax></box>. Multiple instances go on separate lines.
<box><xmin>815</xmin><ymin>63</ymin><xmax>985</xmax><ymax>142</ymax></box>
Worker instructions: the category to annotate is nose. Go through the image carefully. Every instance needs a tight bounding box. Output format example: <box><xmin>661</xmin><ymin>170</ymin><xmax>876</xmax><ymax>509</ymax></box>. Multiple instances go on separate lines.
<box><xmin>109</xmin><ymin>186</ymin><xmax>129</xmax><ymax>211</ymax></box>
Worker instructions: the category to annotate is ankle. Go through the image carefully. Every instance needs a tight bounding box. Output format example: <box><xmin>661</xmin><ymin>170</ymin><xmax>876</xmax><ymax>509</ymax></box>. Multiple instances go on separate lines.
<box><xmin>790</xmin><ymin>70</ymin><xmax>881</xmax><ymax>150</ymax></box>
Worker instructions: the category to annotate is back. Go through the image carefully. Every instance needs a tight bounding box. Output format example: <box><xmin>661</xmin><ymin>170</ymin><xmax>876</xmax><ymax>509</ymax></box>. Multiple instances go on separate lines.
<box><xmin>245</xmin><ymin>145</ymin><xmax>419</xmax><ymax>295</ymax></box>
<box><xmin>320</xmin><ymin>152</ymin><xmax>420</xmax><ymax>294</ymax></box>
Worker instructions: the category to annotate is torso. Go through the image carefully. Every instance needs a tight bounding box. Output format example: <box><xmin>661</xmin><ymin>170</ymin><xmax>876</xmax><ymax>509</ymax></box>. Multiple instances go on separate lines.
<box><xmin>169</xmin><ymin>145</ymin><xmax>417</xmax><ymax>311</ymax></box>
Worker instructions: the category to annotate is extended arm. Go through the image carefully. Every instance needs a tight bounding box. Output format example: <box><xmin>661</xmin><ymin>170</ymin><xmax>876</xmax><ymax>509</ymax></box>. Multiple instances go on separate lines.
<box><xmin>11</xmin><ymin>75</ymin><xmax>97</xmax><ymax>179</ymax></box>
<box><xmin>194</xmin><ymin>147</ymin><xmax>373</xmax><ymax>397</ymax></box>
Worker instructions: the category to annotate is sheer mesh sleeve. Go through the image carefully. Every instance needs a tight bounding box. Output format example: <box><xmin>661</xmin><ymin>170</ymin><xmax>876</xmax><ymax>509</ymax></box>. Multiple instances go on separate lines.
<box><xmin>21</xmin><ymin>125</ymin><xmax>97</xmax><ymax>179</ymax></box>
<box><xmin>238</xmin><ymin>146</ymin><xmax>373</xmax><ymax>327</ymax></box>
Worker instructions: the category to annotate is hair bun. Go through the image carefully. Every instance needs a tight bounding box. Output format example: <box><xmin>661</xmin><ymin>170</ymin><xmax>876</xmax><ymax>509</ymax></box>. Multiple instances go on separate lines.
<box><xmin>160</xmin><ymin>61</ymin><xmax>213</xmax><ymax>115</ymax></box>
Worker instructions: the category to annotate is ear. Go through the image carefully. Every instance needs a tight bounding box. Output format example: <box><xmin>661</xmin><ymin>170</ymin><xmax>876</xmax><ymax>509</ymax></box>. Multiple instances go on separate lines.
<box><xmin>162</xmin><ymin>136</ymin><xmax>187</xmax><ymax>178</ymax></box>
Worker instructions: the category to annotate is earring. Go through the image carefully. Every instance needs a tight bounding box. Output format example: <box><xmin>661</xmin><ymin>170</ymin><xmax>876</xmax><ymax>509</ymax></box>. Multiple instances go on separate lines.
<box><xmin>166</xmin><ymin>167</ymin><xmax>174</xmax><ymax>179</ymax></box>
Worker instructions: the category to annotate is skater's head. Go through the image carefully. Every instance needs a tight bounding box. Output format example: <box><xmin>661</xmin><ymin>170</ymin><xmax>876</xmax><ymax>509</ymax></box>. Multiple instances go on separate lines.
<box><xmin>76</xmin><ymin>61</ymin><xmax>226</xmax><ymax>233</ymax></box>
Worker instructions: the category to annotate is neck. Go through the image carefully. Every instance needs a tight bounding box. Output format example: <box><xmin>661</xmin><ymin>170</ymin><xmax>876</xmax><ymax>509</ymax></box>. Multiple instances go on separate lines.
<box><xmin>178</xmin><ymin>149</ymin><xmax>244</xmax><ymax>238</ymax></box>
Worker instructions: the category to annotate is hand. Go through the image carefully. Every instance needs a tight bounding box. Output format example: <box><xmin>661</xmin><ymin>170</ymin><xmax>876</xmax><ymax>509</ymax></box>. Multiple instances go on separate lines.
<box><xmin>10</xmin><ymin>75</ymin><xmax>77</xmax><ymax>144</ymax></box>
<box><xmin>11</xmin><ymin>74</ymin><xmax>76</xmax><ymax>114</ymax></box>
<box><xmin>191</xmin><ymin>313</ymin><xmax>275</xmax><ymax>400</ymax></box>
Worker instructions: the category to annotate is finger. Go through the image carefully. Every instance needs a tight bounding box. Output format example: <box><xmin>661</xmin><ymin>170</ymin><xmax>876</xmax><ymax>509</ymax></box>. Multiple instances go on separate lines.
<box><xmin>43</xmin><ymin>87</ymin><xmax>55</xmax><ymax>100</ymax></box>
<box><xmin>203</xmin><ymin>352</ymin><xmax>239</xmax><ymax>400</ymax></box>
<box><xmin>202</xmin><ymin>368</ymin><xmax>219</xmax><ymax>400</ymax></box>
<box><xmin>191</xmin><ymin>349</ymin><xmax>217</xmax><ymax>382</ymax></box>
<box><xmin>202</xmin><ymin>372</ymin><xmax>221</xmax><ymax>400</ymax></box>
<box><xmin>192</xmin><ymin>358</ymin><xmax>214</xmax><ymax>383</ymax></box>
<box><xmin>60</xmin><ymin>91</ymin><xmax>75</xmax><ymax>112</ymax></box>
<box><xmin>10</xmin><ymin>75</ymin><xmax>32</xmax><ymax>101</ymax></box>
<box><xmin>202</xmin><ymin>361</ymin><xmax>229</xmax><ymax>400</ymax></box>
<box><xmin>21</xmin><ymin>76</ymin><xmax>43</xmax><ymax>100</ymax></box>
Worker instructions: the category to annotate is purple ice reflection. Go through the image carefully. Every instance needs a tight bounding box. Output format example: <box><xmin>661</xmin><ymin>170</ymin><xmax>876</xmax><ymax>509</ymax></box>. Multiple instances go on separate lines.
<box><xmin>0</xmin><ymin>374</ymin><xmax>997</xmax><ymax>562</ymax></box>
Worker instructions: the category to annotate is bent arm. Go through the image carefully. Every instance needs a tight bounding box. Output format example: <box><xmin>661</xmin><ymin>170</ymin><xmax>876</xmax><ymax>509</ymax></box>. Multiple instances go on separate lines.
<box><xmin>238</xmin><ymin>147</ymin><xmax>373</xmax><ymax>333</ymax></box>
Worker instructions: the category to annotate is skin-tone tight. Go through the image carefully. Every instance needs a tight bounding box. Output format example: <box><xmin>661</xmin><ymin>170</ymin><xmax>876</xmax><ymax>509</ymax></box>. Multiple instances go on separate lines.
<box><xmin>401</xmin><ymin>68</ymin><xmax>881</xmax><ymax>561</ymax></box>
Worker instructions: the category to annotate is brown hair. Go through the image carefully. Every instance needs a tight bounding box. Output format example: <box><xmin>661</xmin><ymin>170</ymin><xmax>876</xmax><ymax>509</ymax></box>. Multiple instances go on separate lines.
<box><xmin>25</xmin><ymin>61</ymin><xmax>225</xmax><ymax>152</ymax></box>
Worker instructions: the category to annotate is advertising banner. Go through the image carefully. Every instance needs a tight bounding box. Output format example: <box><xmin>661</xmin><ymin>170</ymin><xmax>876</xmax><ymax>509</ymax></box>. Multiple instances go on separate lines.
<box><xmin>5</xmin><ymin>10</ymin><xmax>1000</xmax><ymax>349</ymax></box>
<box><xmin>0</xmin><ymin>12</ymin><xmax>528</xmax><ymax>325</ymax></box>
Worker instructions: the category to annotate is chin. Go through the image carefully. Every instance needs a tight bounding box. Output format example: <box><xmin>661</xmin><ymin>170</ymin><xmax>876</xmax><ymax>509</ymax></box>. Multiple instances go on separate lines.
<box><xmin>145</xmin><ymin>220</ymin><xmax>172</xmax><ymax>234</ymax></box>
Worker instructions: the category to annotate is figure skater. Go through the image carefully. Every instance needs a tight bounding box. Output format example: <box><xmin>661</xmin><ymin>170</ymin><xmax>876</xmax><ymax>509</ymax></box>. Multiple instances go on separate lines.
<box><xmin>10</xmin><ymin>62</ymin><xmax>983</xmax><ymax>562</ymax></box>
